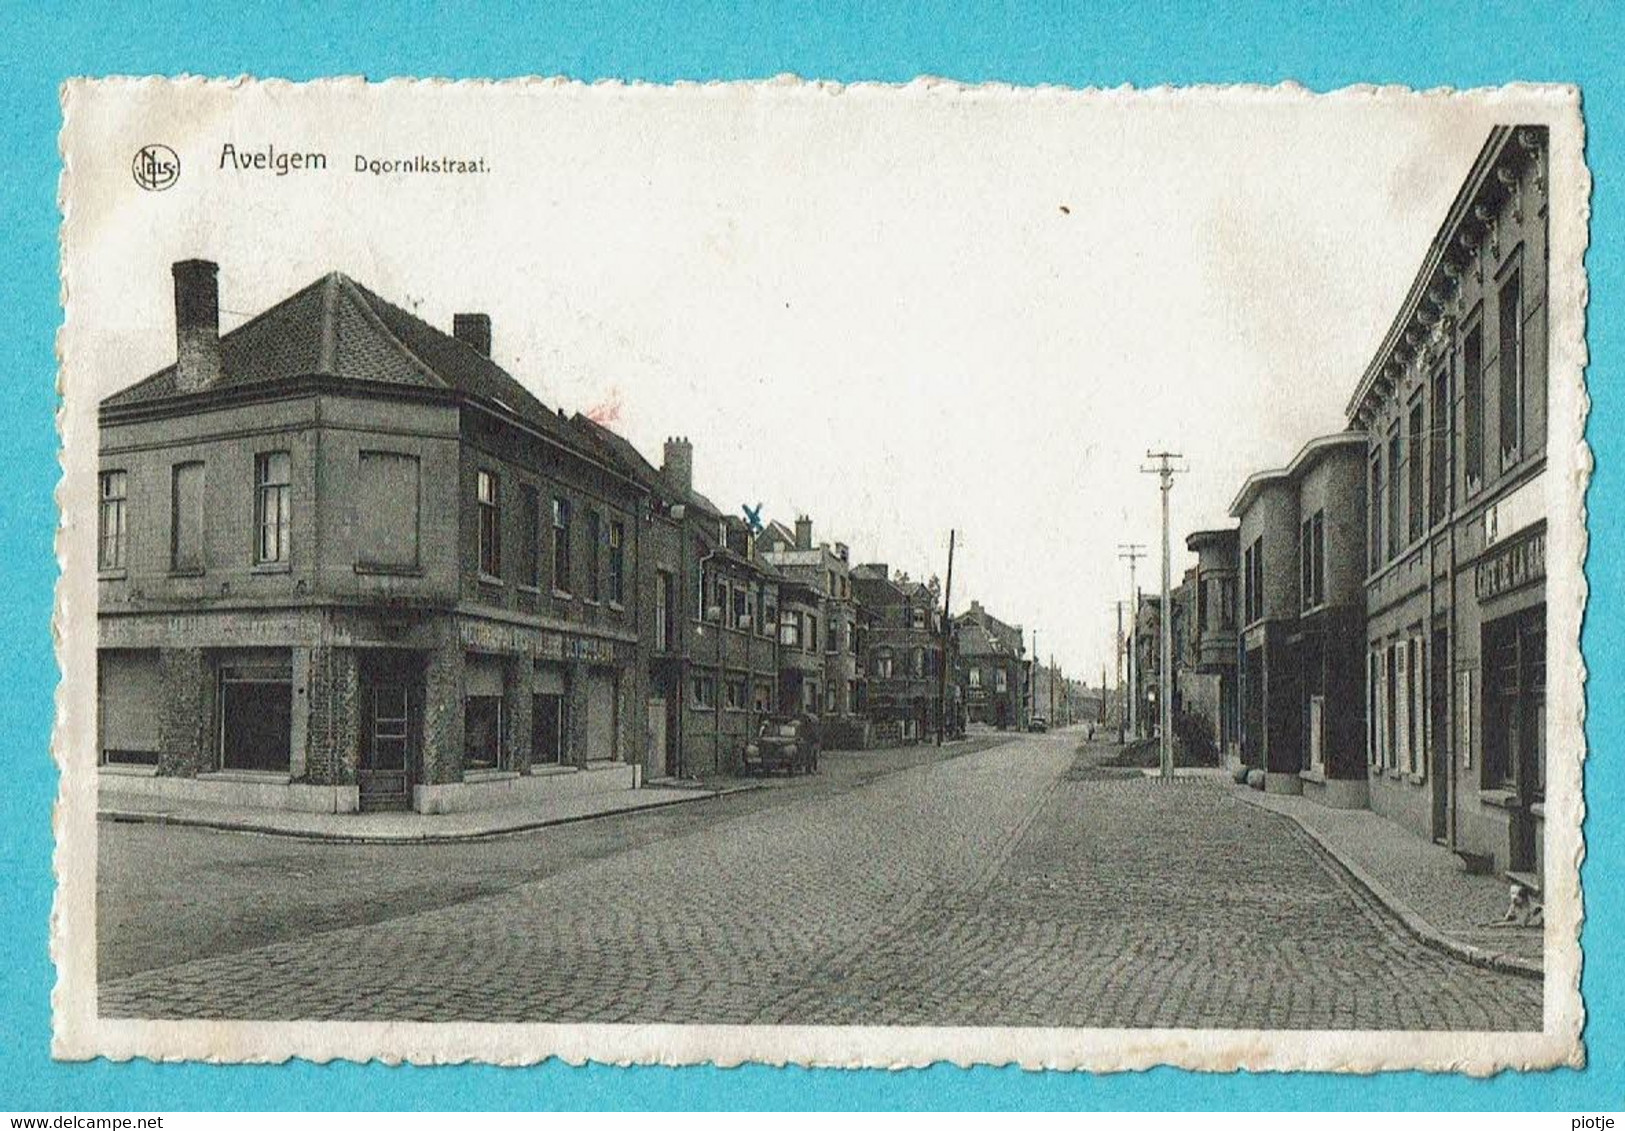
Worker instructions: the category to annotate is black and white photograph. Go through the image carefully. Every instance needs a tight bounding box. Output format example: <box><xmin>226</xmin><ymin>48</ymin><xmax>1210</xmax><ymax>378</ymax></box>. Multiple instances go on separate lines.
<box><xmin>53</xmin><ymin>79</ymin><xmax>1587</xmax><ymax>1071</ymax></box>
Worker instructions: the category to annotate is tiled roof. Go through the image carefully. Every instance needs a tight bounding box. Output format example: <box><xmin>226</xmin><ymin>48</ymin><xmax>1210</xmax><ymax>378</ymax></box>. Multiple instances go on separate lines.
<box><xmin>103</xmin><ymin>271</ymin><xmax>575</xmax><ymax>447</ymax></box>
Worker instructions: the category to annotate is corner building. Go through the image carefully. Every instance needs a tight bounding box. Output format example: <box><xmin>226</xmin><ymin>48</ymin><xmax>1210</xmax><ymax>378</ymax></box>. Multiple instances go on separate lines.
<box><xmin>97</xmin><ymin>262</ymin><xmax>647</xmax><ymax>814</ymax></box>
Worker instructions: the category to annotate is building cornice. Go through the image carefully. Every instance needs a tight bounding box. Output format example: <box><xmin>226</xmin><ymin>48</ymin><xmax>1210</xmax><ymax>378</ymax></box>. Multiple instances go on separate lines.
<box><xmin>1344</xmin><ymin>125</ymin><xmax>1548</xmax><ymax>428</ymax></box>
<box><xmin>1227</xmin><ymin>431</ymin><xmax>1367</xmax><ymax>518</ymax></box>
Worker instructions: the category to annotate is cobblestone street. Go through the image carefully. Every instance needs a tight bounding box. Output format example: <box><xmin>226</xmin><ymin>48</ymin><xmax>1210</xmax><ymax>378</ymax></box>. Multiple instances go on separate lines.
<box><xmin>99</xmin><ymin>731</ymin><xmax>1542</xmax><ymax>1029</ymax></box>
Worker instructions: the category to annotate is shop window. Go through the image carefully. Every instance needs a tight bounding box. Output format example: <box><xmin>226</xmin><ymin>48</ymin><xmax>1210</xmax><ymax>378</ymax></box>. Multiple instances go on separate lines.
<box><xmin>171</xmin><ymin>461</ymin><xmax>205</xmax><ymax>573</ymax></box>
<box><xmin>99</xmin><ymin>470</ymin><xmax>127</xmax><ymax>571</ymax></box>
<box><xmin>219</xmin><ymin>661</ymin><xmax>293</xmax><ymax>772</ymax></box>
<box><xmin>356</xmin><ymin>452</ymin><xmax>420</xmax><ymax>570</ymax></box>
<box><xmin>98</xmin><ymin>650</ymin><xmax>160</xmax><ymax>766</ymax></box>
<box><xmin>725</xmin><ymin>676</ymin><xmax>747</xmax><ymax>711</ymax></box>
<box><xmin>464</xmin><ymin>695</ymin><xmax>505</xmax><ymax>771</ymax></box>
<box><xmin>1483</xmin><ymin>607</ymin><xmax>1545</xmax><ymax>797</ymax></box>
<box><xmin>254</xmin><ymin>451</ymin><xmax>291</xmax><ymax>565</ymax></box>
<box><xmin>476</xmin><ymin>469</ymin><xmax>501</xmax><ymax>579</ymax></box>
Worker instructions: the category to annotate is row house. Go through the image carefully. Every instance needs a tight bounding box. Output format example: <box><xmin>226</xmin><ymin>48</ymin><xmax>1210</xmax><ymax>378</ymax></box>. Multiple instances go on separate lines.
<box><xmin>1196</xmin><ymin>126</ymin><xmax>1549</xmax><ymax>883</ymax></box>
<box><xmin>98</xmin><ymin>261</ymin><xmax>647</xmax><ymax>814</ymax></box>
<box><xmin>1346</xmin><ymin>125</ymin><xmax>1549</xmax><ymax>882</ymax></box>
<box><xmin>759</xmin><ymin>517</ymin><xmax>867</xmax><ymax>746</ymax></box>
<box><xmin>850</xmin><ymin>565</ymin><xmax>945</xmax><ymax>743</ymax></box>
<box><xmin>952</xmin><ymin>600</ymin><xmax>1026</xmax><ymax>730</ymax></box>
<box><xmin>1227</xmin><ymin>434</ymin><xmax>1370</xmax><ymax>807</ymax></box>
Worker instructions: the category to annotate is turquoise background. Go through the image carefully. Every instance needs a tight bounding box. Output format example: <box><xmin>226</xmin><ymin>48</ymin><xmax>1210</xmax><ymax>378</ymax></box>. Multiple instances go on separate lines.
<box><xmin>1</xmin><ymin>0</ymin><xmax>1618</xmax><ymax>1111</ymax></box>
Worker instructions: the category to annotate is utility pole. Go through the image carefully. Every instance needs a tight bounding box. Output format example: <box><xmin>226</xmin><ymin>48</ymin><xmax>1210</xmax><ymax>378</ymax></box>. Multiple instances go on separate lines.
<box><xmin>1030</xmin><ymin>628</ymin><xmax>1038</xmax><ymax>725</ymax></box>
<box><xmin>1117</xmin><ymin>544</ymin><xmax>1146</xmax><ymax>739</ymax></box>
<box><xmin>937</xmin><ymin>529</ymin><xmax>955</xmax><ymax>747</ymax></box>
<box><xmin>1142</xmin><ymin>451</ymin><xmax>1187</xmax><ymax>782</ymax></box>
<box><xmin>1049</xmin><ymin>654</ymin><xmax>1056</xmax><ymax>729</ymax></box>
<box><xmin>1114</xmin><ymin>600</ymin><xmax>1126</xmax><ymax>743</ymax></box>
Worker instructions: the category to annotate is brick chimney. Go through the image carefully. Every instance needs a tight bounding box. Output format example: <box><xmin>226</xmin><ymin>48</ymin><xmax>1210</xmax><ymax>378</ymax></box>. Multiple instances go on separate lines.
<box><xmin>453</xmin><ymin>313</ymin><xmax>492</xmax><ymax>357</ymax></box>
<box><xmin>172</xmin><ymin>259</ymin><xmax>221</xmax><ymax>394</ymax></box>
<box><xmin>795</xmin><ymin>515</ymin><xmax>813</xmax><ymax>550</ymax></box>
<box><xmin>662</xmin><ymin>436</ymin><xmax>693</xmax><ymax>494</ymax></box>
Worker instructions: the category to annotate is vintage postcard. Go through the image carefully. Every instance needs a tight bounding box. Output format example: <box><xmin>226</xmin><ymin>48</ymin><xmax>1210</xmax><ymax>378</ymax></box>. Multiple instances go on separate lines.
<box><xmin>53</xmin><ymin>77</ymin><xmax>1588</xmax><ymax>1071</ymax></box>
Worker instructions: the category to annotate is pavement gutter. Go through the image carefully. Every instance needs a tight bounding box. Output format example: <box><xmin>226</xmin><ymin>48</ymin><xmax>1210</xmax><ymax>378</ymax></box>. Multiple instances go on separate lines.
<box><xmin>1235</xmin><ymin>788</ymin><xmax>1543</xmax><ymax>981</ymax></box>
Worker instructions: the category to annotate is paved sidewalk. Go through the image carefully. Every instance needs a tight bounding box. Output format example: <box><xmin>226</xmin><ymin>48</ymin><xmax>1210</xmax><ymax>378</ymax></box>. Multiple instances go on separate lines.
<box><xmin>99</xmin><ymin>780</ymin><xmax>753</xmax><ymax>843</ymax></box>
<box><xmin>1237</xmin><ymin>787</ymin><xmax>1543</xmax><ymax>977</ymax></box>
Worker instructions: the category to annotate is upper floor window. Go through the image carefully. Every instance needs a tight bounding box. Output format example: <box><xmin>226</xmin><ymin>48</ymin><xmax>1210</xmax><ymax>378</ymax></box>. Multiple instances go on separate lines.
<box><xmin>995</xmin><ymin>668</ymin><xmax>1008</xmax><ymax>693</ymax></box>
<box><xmin>910</xmin><ymin>606</ymin><xmax>927</xmax><ymax>631</ymax></box>
<box><xmin>253</xmin><ymin>452</ymin><xmax>291</xmax><ymax>565</ymax></box>
<box><xmin>586</xmin><ymin>510</ymin><xmax>602</xmax><ymax>601</ymax></box>
<box><xmin>608</xmin><ymin>520</ymin><xmax>625</xmax><ymax>604</ymax></box>
<box><xmin>1463</xmin><ymin>321</ymin><xmax>1485</xmax><ymax>494</ymax></box>
<box><xmin>1407</xmin><ymin>401</ymin><xmax>1424</xmax><ymax>544</ymax></box>
<box><xmin>356</xmin><ymin>452</ymin><xmax>420</xmax><ymax>571</ymax></box>
<box><xmin>1218</xmin><ymin>576</ymin><xmax>1236</xmax><ymax>629</ymax></box>
<box><xmin>476</xmin><ymin>469</ymin><xmax>501</xmax><ymax>579</ymax></box>
<box><xmin>1429</xmin><ymin>365</ymin><xmax>1451</xmax><ymax>526</ymax></box>
<box><xmin>874</xmin><ymin>649</ymin><xmax>894</xmax><ymax>678</ymax></box>
<box><xmin>655</xmin><ymin>570</ymin><xmax>674</xmax><ymax>651</ymax></box>
<box><xmin>1369</xmin><ymin>449</ymin><xmax>1384</xmax><ymax>573</ymax></box>
<box><xmin>98</xmin><ymin>470</ymin><xmax>127</xmax><ymax>571</ymax></box>
<box><xmin>911</xmin><ymin>647</ymin><xmax>926</xmax><ymax>677</ymax></box>
<box><xmin>1300</xmin><ymin>509</ymin><xmax>1325</xmax><ymax>611</ymax></box>
<box><xmin>969</xmin><ymin>667</ymin><xmax>982</xmax><ymax>689</ymax></box>
<box><xmin>730</xmin><ymin>583</ymin><xmax>747</xmax><ymax>629</ymax></box>
<box><xmin>171</xmin><ymin>461</ymin><xmax>205</xmax><ymax>573</ymax></box>
<box><xmin>780</xmin><ymin>611</ymin><xmax>802</xmax><ymax>648</ymax></box>
<box><xmin>551</xmin><ymin>496</ymin><xmax>572</xmax><ymax>593</ymax></box>
<box><xmin>517</xmin><ymin>485</ymin><xmax>541</xmax><ymax>588</ymax></box>
<box><xmin>1386</xmin><ymin>429</ymin><xmax>1401</xmax><ymax>560</ymax></box>
<box><xmin>1499</xmin><ymin>265</ymin><xmax>1525</xmax><ymax>470</ymax></box>
<box><xmin>808</xmin><ymin>615</ymin><xmax>819</xmax><ymax>653</ymax></box>
<box><xmin>1243</xmin><ymin>536</ymin><xmax>1263</xmax><ymax>623</ymax></box>
<box><xmin>826</xmin><ymin>620</ymin><xmax>839</xmax><ymax>653</ymax></box>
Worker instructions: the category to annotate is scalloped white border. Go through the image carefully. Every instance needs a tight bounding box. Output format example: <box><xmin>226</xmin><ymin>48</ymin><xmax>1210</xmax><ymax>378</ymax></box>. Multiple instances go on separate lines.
<box><xmin>51</xmin><ymin>75</ymin><xmax>1589</xmax><ymax>1073</ymax></box>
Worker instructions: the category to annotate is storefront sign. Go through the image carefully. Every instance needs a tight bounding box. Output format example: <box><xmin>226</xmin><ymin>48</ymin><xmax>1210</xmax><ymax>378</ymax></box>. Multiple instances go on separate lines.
<box><xmin>100</xmin><ymin>611</ymin><xmax>314</xmax><ymax>648</ymax></box>
<box><xmin>1474</xmin><ymin>529</ymin><xmax>1545</xmax><ymax>601</ymax></box>
<box><xmin>459</xmin><ymin>619</ymin><xmax>623</xmax><ymax>665</ymax></box>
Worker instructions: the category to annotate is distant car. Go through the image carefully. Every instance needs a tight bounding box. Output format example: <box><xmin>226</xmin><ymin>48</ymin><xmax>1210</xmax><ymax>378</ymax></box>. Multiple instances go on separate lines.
<box><xmin>743</xmin><ymin>715</ymin><xmax>821</xmax><ymax>775</ymax></box>
<box><xmin>1027</xmin><ymin>715</ymin><xmax>1049</xmax><ymax>733</ymax></box>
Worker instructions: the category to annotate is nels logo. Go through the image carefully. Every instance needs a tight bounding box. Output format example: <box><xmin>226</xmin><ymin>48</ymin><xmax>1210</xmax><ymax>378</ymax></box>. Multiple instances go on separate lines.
<box><xmin>132</xmin><ymin>144</ymin><xmax>180</xmax><ymax>192</ymax></box>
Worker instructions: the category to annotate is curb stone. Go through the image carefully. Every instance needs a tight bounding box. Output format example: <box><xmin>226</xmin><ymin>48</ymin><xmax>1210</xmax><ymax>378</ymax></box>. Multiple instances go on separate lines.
<box><xmin>1236</xmin><ymin>788</ymin><xmax>1543</xmax><ymax>981</ymax></box>
<box><xmin>97</xmin><ymin>783</ymin><xmax>761</xmax><ymax>845</ymax></box>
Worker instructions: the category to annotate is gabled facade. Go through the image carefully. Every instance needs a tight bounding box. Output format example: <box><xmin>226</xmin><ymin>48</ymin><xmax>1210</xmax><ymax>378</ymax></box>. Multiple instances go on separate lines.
<box><xmin>1346</xmin><ymin>126</ymin><xmax>1550</xmax><ymax>878</ymax></box>
<box><xmin>953</xmin><ymin>600</ymin><xmax>1026</xmax><ymax>729</ymax></box>
<box><xmin>98</xmin><ymin>262</ymin><xmax>647</xmax><ymax>814</ymax></box>
<box><xmin>759</xmin><ymin>515</ymin><xmax>864</xmax><ymax>743</ymax></box>
<box><xmin>850</xmin><ymin>564</ymin><xmax>943</xmax><ymax>743</ymax></box>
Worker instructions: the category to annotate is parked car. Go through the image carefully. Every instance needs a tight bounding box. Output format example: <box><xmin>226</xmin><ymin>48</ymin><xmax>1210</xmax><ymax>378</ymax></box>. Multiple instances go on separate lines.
<box><xmin>1027</xmin><ymin>715</ymin><xmax>1049</xmax><ymax>733</ymax></box>
<box><xmin>743</xmin><ymin>714</ymin><xmax>821</xmax><ymax>775</ymax></box>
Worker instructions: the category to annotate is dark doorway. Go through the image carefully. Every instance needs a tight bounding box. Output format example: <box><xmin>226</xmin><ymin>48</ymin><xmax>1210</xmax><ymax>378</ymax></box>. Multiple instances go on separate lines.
<box><xmin>358</xmin><ymin>652</ymin><xmax>422</xmax><ymax>812</ymax></box>
<box><xmin>1430</xmin><ymin>628</ymin><xmax>1450</xmax><ymax>843</ymax></box>
<box><xmin>533</xmin><ymin>692</ymin><xmax>565</xmax><ymax>765</ymax></box>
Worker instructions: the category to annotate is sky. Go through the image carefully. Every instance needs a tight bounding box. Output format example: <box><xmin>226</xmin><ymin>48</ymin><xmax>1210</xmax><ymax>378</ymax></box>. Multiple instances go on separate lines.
<box><xmin>64</xmin><ymin>79</ymin><xmax>1548</xmax><ymax>682</ymax></box>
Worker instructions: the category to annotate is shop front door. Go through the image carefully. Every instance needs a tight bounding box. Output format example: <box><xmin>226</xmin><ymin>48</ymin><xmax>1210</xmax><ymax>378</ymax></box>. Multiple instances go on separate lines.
<box><xmin>360</xmin><ymin>679</ymin><xmax>418</xmax><ymax>812</ymax></box>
